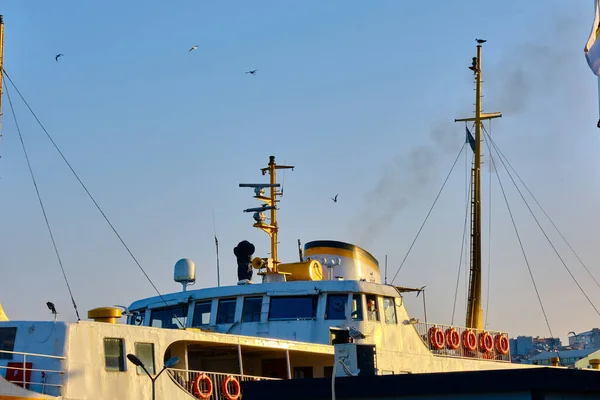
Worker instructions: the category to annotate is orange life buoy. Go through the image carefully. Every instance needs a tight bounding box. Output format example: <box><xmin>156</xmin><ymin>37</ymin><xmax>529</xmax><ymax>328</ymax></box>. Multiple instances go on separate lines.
<box><xmin>495</xmin><ymin>334</ymin><xmax>509</xmax><ymax>355</ymax></box>
<box><xmin>445</xmin><ymin>328</ymin><xmax>460</xmax><ymax>350</ymax></box>
<box><xmin>462</xmin><ymin>329</ymin><xmax>477</xmax><ymax>352</ymax></box>
<box><xmin>221</xmin><ymin>375</ymin><xmax>241</xmax><ymax>400</ymax></box>
<box><xmin>479</xmin><ymin>331</ymin><xmax>494</xmax><ymax>353</ymax></box>
<box><xmin>428</xmin><ymin>327</ymin><xmax>445</xmax><ymax>350</ymax></box>
<box><xmin>192</xmin><ymin>373</ymin><xmax>213</xmax><ymax>400</ymax></box>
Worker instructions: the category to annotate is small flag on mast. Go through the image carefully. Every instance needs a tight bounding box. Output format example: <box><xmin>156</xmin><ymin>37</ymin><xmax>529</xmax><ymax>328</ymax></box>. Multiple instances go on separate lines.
<box><xmin>466</xmin><ymin>126</ymin><xmax>476</xmax><ymax>152</ymax></box>
<box><xmin>584</xmin><ymin>0</ymin><xmax>600</xmax><ymax>127</ymax></box>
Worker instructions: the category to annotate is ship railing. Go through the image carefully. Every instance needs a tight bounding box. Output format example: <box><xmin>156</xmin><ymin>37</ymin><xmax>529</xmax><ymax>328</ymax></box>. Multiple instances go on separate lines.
<box><xmin>411</xmin><ymin>321</ymin><xmax>511</xmax><ymax>362</ymax></box>
<box><xmin>167</xmin><ymin>368</ymin><xmax>280</xmax><ymax>399</ymax></box>
<box><xmin>0</xmin><ymin>349</ymin><xmax>65</xmax><ymax>397</ymax></box>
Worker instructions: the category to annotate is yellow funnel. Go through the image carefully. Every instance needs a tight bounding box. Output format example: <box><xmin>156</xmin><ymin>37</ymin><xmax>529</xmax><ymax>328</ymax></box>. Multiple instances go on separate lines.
<box><xmin>0</xmin><ymin>303</ymin><xmax>8</xmax><ymax>321</ymax></box>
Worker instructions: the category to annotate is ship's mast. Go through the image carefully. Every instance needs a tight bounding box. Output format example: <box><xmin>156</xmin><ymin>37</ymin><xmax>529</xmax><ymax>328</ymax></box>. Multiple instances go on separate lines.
<box><xmin>240</xmin><ymin>155</ymin><xmax>294</xmax><ymax>272</ymax></box>
<box><xmin>455</xmin><ymin>42</ymin><xmax>502</xmax><ymax>330</ymax></box>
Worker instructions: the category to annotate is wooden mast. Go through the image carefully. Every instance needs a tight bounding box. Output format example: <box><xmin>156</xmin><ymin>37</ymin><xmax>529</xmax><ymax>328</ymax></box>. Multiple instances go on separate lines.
<box><xmin>455</xmin><ymin>41</ymin><xmax>502</xmax><ymax>330</ymax></box>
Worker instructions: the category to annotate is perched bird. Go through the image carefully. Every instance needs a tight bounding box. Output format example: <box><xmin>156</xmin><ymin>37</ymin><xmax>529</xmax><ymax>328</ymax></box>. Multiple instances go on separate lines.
<box><xmin>245</xmin><ymin>69</ymin><xmax>258</xmax><ymax>75</ymax></box>
<box><xmin>331</xmin><ymin>194</ymin><xmax>338</xmax><ymax>203</ymax></box>
<box><xmin>476</xmin><ymin>38</ymin><xmax>487</xmax><ymax>44</ymax></box>
<box><xmin>189</xmin><ymin>45</ymin><xmax>198</xmax><ymax>52</ymax></box>
<box><xmin>55</xmin><ymin>54</ymin><xmax>64</xmax><ymax>62</ymax></box>
<box><xmin>348</xmin><ymin>326</ymin><xmax>367</xmax><ymax>340</ymax></box>
<box><xmin>468</xmin><ymin>57</ymin><xmax>478</xmax><ymax>73</ymax></box>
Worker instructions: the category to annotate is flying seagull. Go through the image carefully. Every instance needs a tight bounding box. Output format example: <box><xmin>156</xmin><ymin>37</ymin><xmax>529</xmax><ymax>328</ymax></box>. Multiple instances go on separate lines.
<box><xmin>55</xmin><ymin>54</ymin><xmax>64</xmax><ymax>62</ymax></box>
<box><xmin>331</xmin><ymin>194</ymin><xmax>338</xmax><ymax>203</ymax></box>
<box><xmin>245</xmin><ymin>69</ymin><xmax>258</xmax><ymax>75</ymax></box>
<box><xmin>476</xmin><ymin>38</ymin><xmax>487</xmax><ymax>44</ymax></box>
<box><xmin>189</xmin><ymin>45</ymin><xmax>198</xmax><ymax>52</ymax></box>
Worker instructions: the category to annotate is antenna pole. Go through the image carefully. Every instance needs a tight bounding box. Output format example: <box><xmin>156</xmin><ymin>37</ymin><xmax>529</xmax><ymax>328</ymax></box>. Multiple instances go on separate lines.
<box><xmin>298</xmin><ymin>239</ymin><xmax>303</xmax><ymax>261</ymax></box>
<box><xmin>240</xmin><ymin>156</ymin><xmax>294</xmax><ymax>274</ymax></box>
<box><xmin>215</xmin><ymin>235</ymin><xmax>220</xmax><ymax>287</ymax></box>
<box><xmin>0</xmin><ymin>15</ymin><xmax>4</xmax><ymax>137</ymax></box>
<box><xmin>455</xmin><ymin>41</ymin><xmax>502</xmax><ymax>330</ymax></box>
<box><xmin>385</xmin><ymin>255</ymin><xmax>388</xmax><ymax>284</ymax></box>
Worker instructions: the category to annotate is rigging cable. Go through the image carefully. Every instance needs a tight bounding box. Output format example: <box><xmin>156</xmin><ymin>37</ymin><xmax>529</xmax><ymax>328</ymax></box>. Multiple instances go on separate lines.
<box><xmin>2</xmin><ymin>69</ymin><xmax>176</xmax><ymax>314</ymax></box>
<box><xmin>391</xmin><ymin>142</ymin><xmax>466</xmax><ymax>284</ymax></box>
<box><xmin>486</xmin><ymin>132</ymin><xmax>600</xmax><ymax>290</ymax></box>
<box><xmin>484</xmin><ymin>127</ymin><xmax>600</xmax><ymax>317</ymax></box>
<box><xmin>451</xmin><ymin>138</ymin><xmax>471</xmax><ymax>324</ymax></box>
<box><xmin>3</xmin><ymin>77</ymin><xmax>81</xmax><ymax>321</ymax></box>
<box><xmin>481</xmin><ymin>126</ymin><xmax>556</xmax><ymax>340</ymax></box>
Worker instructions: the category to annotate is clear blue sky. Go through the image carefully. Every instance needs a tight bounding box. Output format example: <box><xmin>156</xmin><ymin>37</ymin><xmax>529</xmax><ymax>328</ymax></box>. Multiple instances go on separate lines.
<box><xmin>1</xmin><ymin>0</ymin><xmax>599</xmax><ymax>343</ymax></box>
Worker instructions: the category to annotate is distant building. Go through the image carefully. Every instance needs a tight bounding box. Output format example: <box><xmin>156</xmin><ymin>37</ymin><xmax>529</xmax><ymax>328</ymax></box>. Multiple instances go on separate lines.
<box><xmin>509</xmin><ymin>336</ymin><xmax>562</xmax><ymax>358</ymax></box>
<box><xmin>568</xmin><ymin>328</ymin><xmax>600</xmax><ymax>350</ymax></box>
<box><xmin>526</xmin><ymin>349</ymin><xmax>599</xmax><ymax>367</ymax></box>
<box><xmin>575</xmin><ymin>350</ymin><xmax>600</xmax><ymax>369</ymax></box>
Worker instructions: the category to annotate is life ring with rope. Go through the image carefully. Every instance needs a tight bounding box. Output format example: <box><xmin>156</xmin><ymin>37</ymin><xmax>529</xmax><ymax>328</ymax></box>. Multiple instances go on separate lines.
<box><xmin>445</xmin><ymin>328</ymin><xmax>461</xmax><ymax>350</ymax></box>
<box><xmin>495</xmin><ymin>334</ymin><xmax>509</xmax><ymax>355</ymax></box>
<box><xmin>479</xmin><ymin>331</ymin><xmax>494</xmax><ymax>353</ymax></box>
<box><xmin>192</xmin><ymin>373</ymin><xmax>213</xmax><ymax>400</ymax></box>
<box><xmin>428</xmin><ymin>327</ymin><xmax>445</xmax><ymax>350</ymax></box>
<box><xmin>462</xmin><ymin>329</ymin><xmax>477</xmax><ymax>352</ymax></box>
<box><xmin>221</xmin><ymin>375</ymin><xmax>241</xmax><ymax>400</ymax></box>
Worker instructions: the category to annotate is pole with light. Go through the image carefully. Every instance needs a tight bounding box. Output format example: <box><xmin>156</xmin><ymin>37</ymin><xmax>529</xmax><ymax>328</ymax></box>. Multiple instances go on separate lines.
<box><xmin>331</xmin><ymin>359</ymin><xmax>360</xmax><ymax>400</ymax></box>
<box><xmin>127</xmin><ymin>354</ymin><xmax>180</xmax><ymax>400</ymax></box>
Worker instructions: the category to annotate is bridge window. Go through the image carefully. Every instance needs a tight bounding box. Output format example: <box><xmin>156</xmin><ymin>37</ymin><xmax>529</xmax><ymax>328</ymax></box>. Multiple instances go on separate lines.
<box><xmin>325</xmin><ymin>294</ymin><xmax>348</xmax><ymax>320</ymax></box>
<box><xmin>269</xmin><ymin>296</ymin><xmax>318</xmax><ymax>321</ymax></box>
<box><xmin>242</xmin><ymin>297</ymin><xmax>262</xmax><ymax>322</ymax></box>
<box><xmin>134</xmin><ymin>343</ymin><xmax>155</xmax><ymax>375</ymax></box>
<box><xmin>217</xmin><ymin>298</ymin><xmax>236</xmax><ymax>324</ymax></box>
<box><xmin>150</xmin><ymin>305</ymin><xmax>188</xmax><ymax>329</ymax></box>
<box><xmin>351</xmin><ymin>294</ymin><xmax>363</xmax><ymax>321</ymax></box>
<box><xmin>104</xmin><ymin>338</ymin><xmax>125</xmax><ymax>372</ymax></box>
<box><xmin>192</xmin><ymin>301</ymin><xmax>212</xmax><ymax>326</ymax></box>
<box><xmin>0</xmin><ymin>327</ymin><xmax>16</xmax><ymax>360</ymax></box>
<box><xmin>383</xmin><ymin>297</ymin><xmax>397</xmax><ymax>324</ymax></box>
<box><xmin>366</xmin><ymin>295</ymin><xmax>379</xmax><ymax>322</ymax></box>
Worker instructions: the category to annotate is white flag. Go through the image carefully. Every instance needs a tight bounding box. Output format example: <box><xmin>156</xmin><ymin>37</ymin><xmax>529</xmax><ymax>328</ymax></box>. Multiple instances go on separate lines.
<box><xmin>585</xmin><ymin>0</ymin><xmax>600</xmax><ymax>75</ymax></box>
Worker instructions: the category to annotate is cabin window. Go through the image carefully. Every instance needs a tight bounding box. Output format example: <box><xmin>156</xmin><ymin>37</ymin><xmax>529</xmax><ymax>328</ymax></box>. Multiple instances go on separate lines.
<box><xmin>269</xmin><ymin>296</ymin><xmax>318</xmax><ymax>321</ymax></box>
<box><xmin>325</xmin><ymin>294</ymin><xmax>348</xmax><ymax>320</ymax></box>
<box><xmin>242</xmin><ymin>297</ymin><xmax>262</xmax><ymax>322</ymax></box>
<box><xmin>216</xmin><ymin>298</ymin><xmax>236</xmax><ymax>324</ymax></box>
<box><xmin>351</xmin><ymin>294</ymin><xmax>363</xmax><ymax>321</ymax></box>
<box><xmin>293</xmin><ymin>366</ymin><xmax>313</xmax><ymax>379</ymax></box>
<box><xmin>383</xmin><ymin>297</ymin><xmax>397</xmax><ymax>324</ymax></box>
<box><xmin>0</xmin><ymin>327</ymin><xmax>17</xmax><ymax>360</ymax></box>
<box><xmin>134</xmin><ymin>343</ymin><xmax>155</xmax><ymax>375</ymax></box>
<box><xmin>366</xmin><ymin>295</ymin><xmax>379</xmax><ymax>321</ymax></box>
<box><xmin>104</xmin><ymin>338</ymin><xmax>125</xmax><ymax>372</ymax></box>
<box><xmin>150</xmin><ymin>305</ymin><xmax>188</xmax><ymax>329</ymax></box>
<box><xmin>192</xmin><ymin>301</ymin><xmax>212</xmax><ymax>326</ymax></box>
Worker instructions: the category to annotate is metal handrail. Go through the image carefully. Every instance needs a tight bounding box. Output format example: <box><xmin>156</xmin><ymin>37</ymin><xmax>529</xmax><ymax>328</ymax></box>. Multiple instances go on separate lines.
<box><xmin>0</xmin><ymin>349</ymin><xmax>65</xmax><ymax>396</ymax></box>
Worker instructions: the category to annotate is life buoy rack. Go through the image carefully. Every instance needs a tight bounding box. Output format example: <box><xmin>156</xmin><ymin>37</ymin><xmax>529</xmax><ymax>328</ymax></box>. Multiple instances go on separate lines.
<box><xmin>462</xmin><ymin>329</ymin><xmax>477</xmax><ymax>352</ymax></box>
<box><xmin>445</xmin><ymin>328</ymin><xmax>460</xmax><ymax>350</ymax></box>
<box><xmin>192</xmin><ymin>373</ymin><xmax>213</xmax><ymax>400</ymax></box>
<box><xmin>479</xmin><ymin>331</ymin><xmax>494</xmax><ymax>353</ymax></box>
<box><xmin>428</xmin><ymin>327</ymin><xmax>445</xmax><ymax>350</ymax></box>
<box><xmin>221</xmin><ymin>375</ymin><xmax>241</xmax><ymax>400</ymax></box>
<box><xmin>495</xmin><ymin>334</ymin><xmax>509</xmax><ymax>355</ymax></box>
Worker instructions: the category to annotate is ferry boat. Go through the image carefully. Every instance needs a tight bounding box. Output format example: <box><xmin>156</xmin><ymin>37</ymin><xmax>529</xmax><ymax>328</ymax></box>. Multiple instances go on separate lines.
<box><xmin>0</xmin><ymin>15</ymin><xmax>537</xmax><ymax>400</ymax></box>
